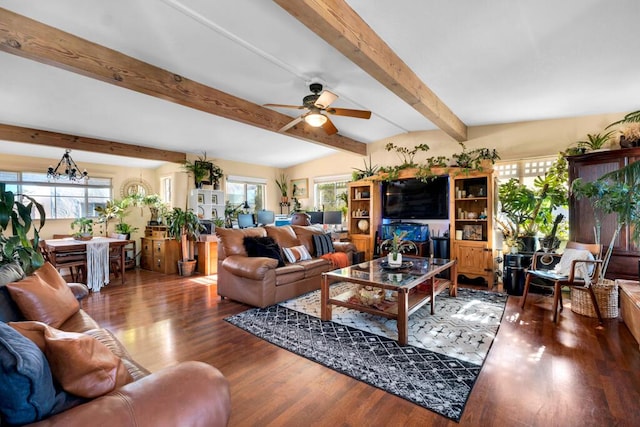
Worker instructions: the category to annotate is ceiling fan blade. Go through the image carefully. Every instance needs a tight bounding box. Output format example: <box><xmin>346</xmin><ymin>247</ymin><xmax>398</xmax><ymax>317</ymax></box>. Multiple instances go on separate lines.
<box><xmin>314</xmin><ymin>90</ymin><xmax>338</xmax><ymax>109</ymax></box>
<box><xmin>326</xmin><ymin>108</ymin><xmax>372</xmax><ymax>119</ymax></box>
<box><xmin>264</xmin><ymin>103</ymin><xmax>306</xmax><ymax>110</ymax></box>
<box><xmin>321</xmin><ymin>117</ymin><xmax>338</xmax><ymax>135</ymax></box>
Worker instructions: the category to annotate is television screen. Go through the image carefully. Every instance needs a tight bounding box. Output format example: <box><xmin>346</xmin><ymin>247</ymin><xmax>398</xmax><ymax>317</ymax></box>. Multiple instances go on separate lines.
<box><xmin>382</xmin><ymin>176</ymin><xmax>449</xmax><ymax>220</ymax></box>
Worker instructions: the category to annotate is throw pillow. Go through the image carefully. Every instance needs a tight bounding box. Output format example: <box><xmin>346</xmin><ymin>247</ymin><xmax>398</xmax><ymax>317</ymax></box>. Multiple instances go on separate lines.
<box><xmin>0</xmin><ymin>321</ymin><xmax>57</xmax><ymax>425</ymax></box>
<box><xmin>243</xmin><ymin>236</ymin><xmax>285</xmax><ymax>267</ymax></box>
<box><xmin>6</xmin><ymin>263</ymin><xmax>80</xmax><ymax>328</ymax></box>
<box><xmin>0</xmin><ymin>261</ymin><xmax>27</xmax><ymax>322</ymax></box>
<box><xmin>10</xmin><ymin>321</ymin><xmax>134</xmax><ymax>398</ymax></box>
<box><xmin>282</xmin><ymin>245</ymin><xmax>312</xmax><ymax>264</ymax></box>
<box><xmin>313</xmin><ymin>233</ymin><xmax>335</xmax><ymax>257</ymax></box>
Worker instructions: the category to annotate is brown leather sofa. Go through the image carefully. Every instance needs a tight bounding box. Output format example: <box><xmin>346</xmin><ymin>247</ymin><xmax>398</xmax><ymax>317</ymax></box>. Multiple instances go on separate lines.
<box><xmin>0</xmin><ymin>262</ymin><xmax>231</xmax><ymax>427</ymax></box>
<box><xmin>216</xmin><ymin>225</ymin><xmax>357</xmax><ymax>308</ymax></box>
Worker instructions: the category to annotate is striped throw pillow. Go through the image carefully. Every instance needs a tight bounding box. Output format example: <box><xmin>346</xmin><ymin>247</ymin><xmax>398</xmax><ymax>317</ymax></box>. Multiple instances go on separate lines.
<box><xmin>313</xmin><ymin>233</ymin><xmax>335</xmax><ymax>257</ymax></box>
<box><xmin>282</xmin><ymin>245</ymin><xmax>312</xmax><ymax>264</ymax></box>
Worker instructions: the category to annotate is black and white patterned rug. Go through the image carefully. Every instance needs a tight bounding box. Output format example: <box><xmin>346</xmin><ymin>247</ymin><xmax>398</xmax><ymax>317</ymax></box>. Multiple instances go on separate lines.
<box><xmin>225</xmin><ymin>285</ymin><xmax>507</xmax><ymax>422</ymax></box>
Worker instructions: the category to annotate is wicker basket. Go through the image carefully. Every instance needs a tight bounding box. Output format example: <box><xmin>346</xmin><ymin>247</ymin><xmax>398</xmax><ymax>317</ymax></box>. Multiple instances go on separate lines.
<box><xmin>570</xmin><ymin>279</ymin><xmax>619</xmax><ymax>319</ymax></box>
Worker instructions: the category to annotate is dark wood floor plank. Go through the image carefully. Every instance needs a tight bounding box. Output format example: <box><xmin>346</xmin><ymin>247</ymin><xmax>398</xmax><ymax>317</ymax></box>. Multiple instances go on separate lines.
<box><xmin>81</xmin><ymin>269</ymin><xmax>640</xmax><ymax>426</ymax></box>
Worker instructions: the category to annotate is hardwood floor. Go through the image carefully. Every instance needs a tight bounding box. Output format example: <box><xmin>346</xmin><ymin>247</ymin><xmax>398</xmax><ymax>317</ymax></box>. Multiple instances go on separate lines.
<box><xmin>82</xmin><ymin>269</ymin><xmax>640</xmax><ymax>427</ymax></box>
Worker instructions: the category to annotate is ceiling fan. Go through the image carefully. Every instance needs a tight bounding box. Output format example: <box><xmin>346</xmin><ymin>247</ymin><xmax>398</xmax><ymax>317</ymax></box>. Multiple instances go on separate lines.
<box><xmin>264</xmin><ymin>83</ymin><xmax>371</xmax><ymax>135</ymax></box>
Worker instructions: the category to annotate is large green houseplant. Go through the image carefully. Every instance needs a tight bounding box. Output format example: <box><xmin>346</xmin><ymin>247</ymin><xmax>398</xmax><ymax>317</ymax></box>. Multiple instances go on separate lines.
<box><xmin>166</xmin><ymin>207</ymin><xmax>204</xmax><ymax>276</ymax></box>
<box><xmin>497</xmin><ymin>155</ymin><xmax>568</xmax><ymax>252</ymax></box>
<box><xmin>0</xmin><ymin>183</ymin><xmax>46</xmax><ymax>273</ymax></box>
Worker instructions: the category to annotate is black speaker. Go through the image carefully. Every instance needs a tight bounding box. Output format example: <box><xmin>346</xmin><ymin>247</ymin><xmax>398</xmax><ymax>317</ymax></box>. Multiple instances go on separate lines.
<box><xmin>503</xmin><ymin>254</ymin><xmax>531</xmax><ymax>296</ymax></box>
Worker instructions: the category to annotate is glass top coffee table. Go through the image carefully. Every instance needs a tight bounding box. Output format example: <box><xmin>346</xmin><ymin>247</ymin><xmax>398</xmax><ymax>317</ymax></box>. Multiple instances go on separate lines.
<box><xmin>321</xmin><ymin>256</ymin><xmax>457</xmax><ymax>346</ymax></box>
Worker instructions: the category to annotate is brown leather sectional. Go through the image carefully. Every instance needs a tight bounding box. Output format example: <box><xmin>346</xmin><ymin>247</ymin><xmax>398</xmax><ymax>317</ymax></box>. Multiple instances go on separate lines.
<box><xmin>216</xmin><ymin>225</ymin><xmax>357</xmax><ymax>308</ymax></box>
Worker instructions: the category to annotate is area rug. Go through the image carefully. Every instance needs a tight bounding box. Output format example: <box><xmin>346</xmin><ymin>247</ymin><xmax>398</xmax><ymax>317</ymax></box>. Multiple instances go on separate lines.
<box><xmin>225</xmin><ymin>285</ymin><xmax>507</xmax><ymax>422</ymax></box>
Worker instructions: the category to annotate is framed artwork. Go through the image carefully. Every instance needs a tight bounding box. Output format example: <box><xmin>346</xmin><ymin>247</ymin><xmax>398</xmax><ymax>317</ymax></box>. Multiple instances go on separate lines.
<box><xmin>212</xmin><ymin>194</ymin><xmax>218</xmax><ymax>204</ymax></box>
<box><xmin>462</xmin><ymin>225</ymin><xmax>483</xmax><ymax>241</ymax></box>
<box><xmin>211</xmin><ymin>208</ymin><xmax>218</xmax><ymax>218</ymax></box>
<box><xmin>291</xmin><ymin>178</ymin><xmax>308</xmax><ymax>198</ymax></box>
<box><xmin>197</xmin><ymin>194</ymin><xmax>205</xmax><ymax>204</ymax></box>
<box><xmin>195</xmin><ymin>160</ymin><xmax>214</xmax><ymax>185</ymax></box>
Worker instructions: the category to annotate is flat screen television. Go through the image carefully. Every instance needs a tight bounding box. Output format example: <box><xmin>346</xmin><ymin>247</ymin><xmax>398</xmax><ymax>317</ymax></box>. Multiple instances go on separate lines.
<box><xmin>382</xmin><ymin>176</ymin><xmax>449</xmax><ymax>220</ymax></box>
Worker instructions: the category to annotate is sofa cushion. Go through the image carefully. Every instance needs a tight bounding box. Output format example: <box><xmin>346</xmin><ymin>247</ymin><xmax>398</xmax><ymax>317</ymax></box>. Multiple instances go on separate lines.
<box><xmin>282</xmin><ymin>245</ymin><xmax>312</xmax><ymax>264</ymax></box>
<box><xmin>298</xmin><ymin>258</ymin><xmax>332</xmax><ymax>278</ymax></box>
<box><xmin>291</xmin><ymin>225</ymin><xmax>325</xmax><ymax>256</ymax></box>
<box><xmin>265</xmin><ymin>225</ymin><xmax>301</xmax><ymax>250</ymax></box>
<box><xmin>6</xmin><ymin>264</ymin><xmax>80</xmax><ymax>328</ymax></box>
<box><xmin>0</xmin><ymin>321</ymin><xmax>57</xmax><ymax>425</ymax></box>
<box><xmin>216</xmin><ymin>227</ymin><xmax>267</xmax><ymax>257</ymax></box>
<box><xmin>313</xmin><ymin>233</ymin><xmax>335</xmax><ymax>256</ymax></box>
<box><xmin>243</xmin><ymin>236</ymin><xmax>285</xmax><ymax>267</ymax></box>
<box><xmin>274</xmin><ymin>264</ymin><xmax>306</xmax><ymax>285</ymax></box>
<box><xmin>10</xmin><ymin>321</ymin><xmax>134</xmax><ymax>398</ymax></box>
<box><xmin>0</xmin><ymin>262</ymin><xmax>27</xmax><ymax>322</ymax></box>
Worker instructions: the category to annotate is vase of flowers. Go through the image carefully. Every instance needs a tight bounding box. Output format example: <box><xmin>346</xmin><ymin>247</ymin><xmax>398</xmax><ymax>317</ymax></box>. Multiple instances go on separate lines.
<box><xmin>381</xmin><ymin>230</ymin><xmax>417</xmax><ymax>267</ymax></box>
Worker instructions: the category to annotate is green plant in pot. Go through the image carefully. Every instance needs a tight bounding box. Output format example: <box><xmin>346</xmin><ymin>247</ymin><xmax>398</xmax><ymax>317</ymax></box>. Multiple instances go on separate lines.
<box><xmin>182</xmin><ymin>153</ymin><xmax>213</xmax><ymax>189</ymax></box>
<box><xmin>576</xmin><ymin>130</ymin><xmax>614</xmax><ymax>152</ymax></box>
<box><xmin>275</xmin><ymin>172</ymin><xmax>289</xmax><ymax>202</ymax></box>
<box><xmin>451</xmin><ymin>143</ymin><xmax>500</xmax><ymax>174</ymax></box>
<box><xmin>351</xmin><ymin>155</ymin><xmax>379</xmax><ymax>181</ymax></box>
<box><xmin>166</xmin><ymin>207</ymin><xmax>204</xmax><ymax>276</ymax></box>
<box><xmin>70</xmin><ymin>217</ymin><xmax>94</xmax><ymax>240</ymax></box>
<box><xmin>0</xmin><ymin>183</ymin><xmax>46</xmax><ymax>273</ymax></box>
<box><xmin>94</xmin><ymin>200</ymin><xmax>122</xmax><ymax>235</ymax></box>
<box><xmin>497</xmin><ymin>155</ymin><xmax>568</xmax><ymax>252</ymax></box>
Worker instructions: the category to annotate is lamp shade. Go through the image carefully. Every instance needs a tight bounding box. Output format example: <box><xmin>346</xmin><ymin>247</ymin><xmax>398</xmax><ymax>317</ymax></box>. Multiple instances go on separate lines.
<box><xmin>304</xmin><ymin>113</ymin><xmax>327</xmax><ymax>127</ymax></box>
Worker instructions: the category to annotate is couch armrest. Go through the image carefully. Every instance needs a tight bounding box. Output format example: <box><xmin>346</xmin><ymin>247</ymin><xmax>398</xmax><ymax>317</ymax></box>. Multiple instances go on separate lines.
<box><xmin>29</xmin><ymin>361</ymin><xmax>231</xmax><ymax>427</ymax></box>
<box><xmin>67</xmin><ymin>283</ymin><xmax>89</xmax><ymax>301</ymax></box>
<box><xmin>222</xmin><ymin>255</ymin><xmax>278</xmax><ymax>281</ymax></box>
<box><xmin>333</xmin><ymin>241</ymin><xmax>357</xmax><ymax>254</ymax></box>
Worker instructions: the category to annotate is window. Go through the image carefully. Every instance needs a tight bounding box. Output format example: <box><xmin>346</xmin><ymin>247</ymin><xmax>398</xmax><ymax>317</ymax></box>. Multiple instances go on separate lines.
<box><xmin>226</xmin><ymin>175</ymin><xmax>266</xmax><ymax>212</ymax></box>
<box><xmin>495</xmin><ymin>157</ymin><xmax>556</xmax><ymax>186</ymax></box>
<box><xmin>1</xmin><ymin>171</ymin><xmax>111</xmax><ymax>219</ymax></box>
<box><xmin>161</xmin><ymin>176</ymin><xmax>172</xmax><ymax>204</ymax></box>
<box><xmin>313</xmin><ymin>175</ymin><xmax>349</xmax><ymax>211</ymax></box>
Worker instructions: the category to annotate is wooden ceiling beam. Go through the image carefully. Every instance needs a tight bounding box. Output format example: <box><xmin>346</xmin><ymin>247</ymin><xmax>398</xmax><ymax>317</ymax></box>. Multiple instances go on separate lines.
<box><xmin>0</xmin><ymin>123</ymin><xmax>187</xmax><ymax>163</ymax></box>
<box><xmin>0</xmin><ymin>8</ymin><xmax>366</xmax><ymax>156</ymax></box>
<box><xmin>274</xmin><ymin>0</ymin><xmax>468</xmax><ymax>142</ymax></box>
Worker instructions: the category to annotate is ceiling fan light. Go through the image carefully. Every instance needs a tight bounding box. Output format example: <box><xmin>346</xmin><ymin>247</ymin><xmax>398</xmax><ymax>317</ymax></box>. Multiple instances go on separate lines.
<box><xmin>304</xmin><ymin>113</ymin><xmax>327</xmax><ymax>127</ymax></box>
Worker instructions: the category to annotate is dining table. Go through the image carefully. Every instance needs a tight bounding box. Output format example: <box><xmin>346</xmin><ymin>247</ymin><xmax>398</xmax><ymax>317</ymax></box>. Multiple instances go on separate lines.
<box><xmin>44</xmin><ymin>237</ymin><xmax>131</xmax><ymax>292</ymax></box>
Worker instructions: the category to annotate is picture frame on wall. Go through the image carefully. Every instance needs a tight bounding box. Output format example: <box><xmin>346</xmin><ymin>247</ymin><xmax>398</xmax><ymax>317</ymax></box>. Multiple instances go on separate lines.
<box><xmin>462</xmin><ymin>224</ymin><xmax>483</xmax><ymax>241</ymax></box>
<box><xmin>291</xmin><ymin>178</ymin><xmax>308</xmax><ymax>198</ymax></box>
<box><xmin>197</xmin><ymin>194</ymin><xmax>205</xmax><ymax>204</ymax></box>
<box><xmin>211</xmin><ymin>208</ymin><xmax>218</xmax><ymax>218</ymax></box>
<box><xmin>212</xmin><ymin>194</ymin><xmax>218</xmax><ymax>204</ymax></box>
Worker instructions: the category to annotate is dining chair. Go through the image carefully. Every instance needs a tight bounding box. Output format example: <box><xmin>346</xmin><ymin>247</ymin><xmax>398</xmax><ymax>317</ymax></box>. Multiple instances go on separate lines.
<box><xmin>39</xmin><ymin>240</ymin><xmax>87</xmax><ymax>283</ymax></box>
<box><xmin>520</xmin><ymin>241</ymin><xmax>603</xmax><ymax>324</ymax></box>
<box><xmin>108</xmin><ymin>233</ymin><xmax>128</xmax><ymax>279</ymax></box>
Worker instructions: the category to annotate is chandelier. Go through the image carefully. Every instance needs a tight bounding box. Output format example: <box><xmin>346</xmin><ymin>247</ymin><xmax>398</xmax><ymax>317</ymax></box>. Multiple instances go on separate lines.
<box><xmin>47</xmin><ymin>149</ymin><xmax>89</xmax><ymax>182</ymax></box>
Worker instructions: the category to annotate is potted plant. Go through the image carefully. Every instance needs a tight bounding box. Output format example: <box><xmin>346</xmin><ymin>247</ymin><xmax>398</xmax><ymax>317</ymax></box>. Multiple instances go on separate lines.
<box><xmin>451</xmin><ymin>143</ymin><xmax>500</xmax><ymax>174</ymax></box>
<box><xmin>0</xmin><ymin>183</ymin><xmax>46</xmax><ymax>273</ymax></box>
<box><xmin>70</xmin><ymin>217</ymin><xmax>94</xmax><ymax>240</ymax></box>
<box><xmin>380</xmin><ymin>230</ymin><xmax>417</xmax><ymax>267</ymax></box>
<box><xmin>351</xmin><ymin>155</ymin><xmax>379</xmax><ymax>181</ymax></box>
<box><xmin>497</xmin><ymin>155</ymin><xmax>568</xmax><ymax>252</ymax></box>
<box><xmin>166</xmin><ymin>207</ymin><xmax>204</xmax><ymax>276</ymax></box>
<box><xmin>275</xmin><ymin>173</ymin><xmax>289</xmax><ymax>203</ymax></box>
<box><xmin>210</xmin><ymin>163</ymin><xmax>224</xmax><ymax>190</ymax></box>
<box><xmin>114</xmin><ymin>222</ymin><xmax>138</xmax><ymax>239</ymax></box>
<box><xmin>142</xmin><ymin>194</ymin><xmax>165</xmax><ymax>224</ymax></box>
<box><xmin>182</xmin><ymin>153</ymin><xmax>213</xmax><ymax>189</ymax></box>
<box><xmin>576</xmin><ymin>131</ymin><xmax>614</xmax><ymax>152</ymax></box>
<box><xmin>94</xmin><ymin>200</ymin><xmax>122</xmax><ymax>235</ymax></box>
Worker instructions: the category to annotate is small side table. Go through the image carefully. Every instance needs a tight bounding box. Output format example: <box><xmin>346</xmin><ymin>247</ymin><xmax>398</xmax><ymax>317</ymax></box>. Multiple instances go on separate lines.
<box><xmin>618</xmin><ymin>279</ymin><xmax>640</xmax><ymax>349</ymax></box>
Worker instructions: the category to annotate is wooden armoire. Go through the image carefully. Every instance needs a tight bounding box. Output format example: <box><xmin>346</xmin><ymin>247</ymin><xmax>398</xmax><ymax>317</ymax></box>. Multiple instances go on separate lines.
<box><xmin>567</xmin><ymin>147</ymin><xmax>640</xmax><ymax>280</ymax></box>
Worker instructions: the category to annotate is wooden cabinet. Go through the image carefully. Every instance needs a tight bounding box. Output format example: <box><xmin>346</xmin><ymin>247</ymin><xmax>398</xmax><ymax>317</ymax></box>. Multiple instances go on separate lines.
<box><xmin>347</xmin><ymin>180</ymin><xmax>381</xmax><ymax>261</ymax></box>
<box><xmin>140</xmin><ymin>237</ymin><xmax>180</xmax><ymax>274</ymax></box>
<box><xmin>567</xmin><ymin>147</ymin><xmax>640</xmax><ymax>280</ymax></box>
<box><xmin>449</xmin><ymin>171</ymin><xmax>495</xmax><ymax>286</ymax></box>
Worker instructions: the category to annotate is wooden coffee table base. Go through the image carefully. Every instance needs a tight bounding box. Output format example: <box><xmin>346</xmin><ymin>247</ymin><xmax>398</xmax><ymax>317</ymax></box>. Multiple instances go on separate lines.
<box><xmin>321</xmin><ymin>259</ymin><xmax>457</xmax><ymax>346</ymax></box>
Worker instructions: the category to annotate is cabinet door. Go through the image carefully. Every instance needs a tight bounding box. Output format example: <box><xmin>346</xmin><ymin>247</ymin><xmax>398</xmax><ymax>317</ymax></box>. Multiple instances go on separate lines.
<box><xmin>140</xmin><ymin>238</ymin><xmax>153</xmax><ymax>270</ymax></box>
<box><xmin>455</xmin><ymin>242</ymin><xmax>491</xmax><ymax>276</ymax></box>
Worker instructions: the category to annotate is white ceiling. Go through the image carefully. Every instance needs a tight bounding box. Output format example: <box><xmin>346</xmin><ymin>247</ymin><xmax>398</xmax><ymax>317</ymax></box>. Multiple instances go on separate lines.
<box><xmin>1</xmin><ymin>0</ymin><xmax>639</xmax><ymax>169</ymax></box>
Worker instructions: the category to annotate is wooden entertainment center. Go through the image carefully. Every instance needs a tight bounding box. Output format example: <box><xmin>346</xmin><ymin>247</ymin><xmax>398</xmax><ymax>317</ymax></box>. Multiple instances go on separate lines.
<box><xmin>348</xmin><ymin>168</ymin><xmax>495</xmax><ymax>287</ymax></box>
